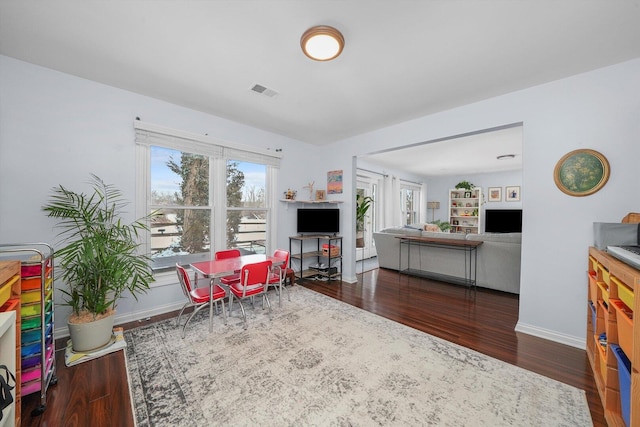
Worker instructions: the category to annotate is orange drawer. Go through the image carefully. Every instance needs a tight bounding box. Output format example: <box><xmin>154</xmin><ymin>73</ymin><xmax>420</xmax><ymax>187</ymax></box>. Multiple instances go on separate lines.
<box><xmin>21</xmin><ymin>276</ymin><xmax>42</xmax><ymax>291</ymax></box>
<box><xmin>588</xmin><ymin>273</ymin><xmax>598</xmax><ymax>303</ymax></box>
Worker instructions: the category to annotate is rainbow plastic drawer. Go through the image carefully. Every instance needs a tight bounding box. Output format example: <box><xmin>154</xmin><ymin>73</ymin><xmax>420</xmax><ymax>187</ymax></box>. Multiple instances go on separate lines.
<box><xmin>21</xmin><ymin>316</ymin><xmax>41</xmax><ymax>330</ymax></box>
<box><xmin>21</xmin><ymin>263</ymin><xmax>42</xmax><ymax>277</ymax></box>
<box><xmin>21</xmin><ymin>341</ymin><xmax>41</xmax><ymax>357</ymax></box>
<box><xmin>21</xmin><ymin>378</ymin><xmax>41</xmax><ymax>396</ymax></box>
<box><xmin>21</xmin><ymin>289</ymin><xmax>41</xmax><ymax>304</ymax></box>
<box><xmin>21</xmin><ymin>303</ymin><xmax>41</xmax><ymax>317</ymax></box>
<box><xmin>21</xmin><ymin>354</ymin><xmax>40</xmax><ymax>370</ymax></box>
<box><xmin>44</xmin><ymin>322</ymin><xmax>53</xmax><ymax>339</ymax></box>
<box><xmin>21</xmin><ymin>329</ymin><xmax>41</xmax><ymax>344</ymax></box>
<box><xmin>21</xmin><ymin>276</ymin><xmax>42</xmax><ymax>291</ymax></box>
<box><xmin>44</xmin><ymin>276</ymin><xmax>53</xmax><ymax>292</ymax></box>
<box><xmin>20</xmin><ymin>257</ymin><xmax>51</xmax><ymax>277</ymax></box>
<box><xmin>21</xmin><ymin>366</ymin><xmax>41</xmax><ymax>384</ymax></box>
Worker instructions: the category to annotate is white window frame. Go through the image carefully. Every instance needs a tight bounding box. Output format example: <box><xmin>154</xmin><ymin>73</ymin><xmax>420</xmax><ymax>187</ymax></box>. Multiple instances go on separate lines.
<box><xmin>399</xmin><ymin>181</ymin><xmax>421</xmax><ymax>226</ymax></box>
<box><xmin>134</xmin><ymin>121</ymin><xmax>281</xmax><ymax>287</ymax></box>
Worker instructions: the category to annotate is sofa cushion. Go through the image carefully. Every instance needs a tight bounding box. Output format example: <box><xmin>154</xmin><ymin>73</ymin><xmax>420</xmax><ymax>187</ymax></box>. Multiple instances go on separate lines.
<box><xmin>423</xmin><ymin>223</ymin><xmax>441</xmax><ymax>232</ymax></box>
<box><xmin>421</xmin><ymin>231</ymin><xmax>461</xmax><ymax>240</ymax></box>
<box><xmin>379</xmin><ymin>226</ymin><xmax>422</xmax><ymax>236</ymax></box>
<box><xmin>466</xmin><ymin>232</ymin><xmax>522</xmax><ymax>243</ymax></box>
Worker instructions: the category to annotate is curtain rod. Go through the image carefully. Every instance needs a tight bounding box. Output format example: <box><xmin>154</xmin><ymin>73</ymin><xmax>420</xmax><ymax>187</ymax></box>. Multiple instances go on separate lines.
<box><xmin>357</xmin><ymin>168</ymin><xmax>388</xmax><ymax>177</ymax></box>
<box><xmin>399</xmin><ymin>178</ymin><xmax>424</xmax><ymax>186</ymax></box>
<box><xmin>358</xmin><ymin>167</ymin><xmax>423</xmax><ymax>185</ymax></box>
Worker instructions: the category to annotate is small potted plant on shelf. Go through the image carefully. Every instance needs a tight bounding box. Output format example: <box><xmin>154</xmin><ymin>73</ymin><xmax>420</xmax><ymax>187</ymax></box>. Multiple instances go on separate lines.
<box><xmin>455</xmin><ymin>180</ymin><xmax>475</xmax><ymax>190</ymax></box>
<box><xmin>43</xmin><ymin>174</ymin><xmax>155</xmax><ymax>352</ymax></box>
<box><xmin>356</xmin><ymin>194</ymin><xmax>374</xmax><ymax>248</ymax></box>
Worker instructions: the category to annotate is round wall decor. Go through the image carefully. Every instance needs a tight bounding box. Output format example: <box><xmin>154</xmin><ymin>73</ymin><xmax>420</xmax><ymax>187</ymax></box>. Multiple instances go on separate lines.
<box><xmin>553</xmin><ymin>149</ymin><xmax>610</xmax><ymax>196</ymax></box>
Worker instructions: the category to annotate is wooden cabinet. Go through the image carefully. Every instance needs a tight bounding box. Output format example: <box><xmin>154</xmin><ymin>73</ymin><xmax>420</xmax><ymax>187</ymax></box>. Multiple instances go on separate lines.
<box><xmin>289</xmin><ymin>235</ymin><xmax>342</xmax><ymax>282</ymax></box>
<box><xmin>587</xmin><ymin>247</ymin><xmax>639</xmax><ymax>427</ymax></box>
<box><xmin>0</xmin><ymin>260</ymin><xmax>21</xmax><ymax>427</ymax></box>
<box><xmin>448</xmin><ymin>187</ymin><xmax>481</xmax><ymax>234</ymax></box>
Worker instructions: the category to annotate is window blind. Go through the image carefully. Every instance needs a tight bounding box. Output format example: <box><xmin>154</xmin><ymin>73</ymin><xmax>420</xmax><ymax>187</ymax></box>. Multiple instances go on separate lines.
<box><xmin>134</xmin><ymin>120</ymin><xmax>281</xmax><ymax>167</ymax></box>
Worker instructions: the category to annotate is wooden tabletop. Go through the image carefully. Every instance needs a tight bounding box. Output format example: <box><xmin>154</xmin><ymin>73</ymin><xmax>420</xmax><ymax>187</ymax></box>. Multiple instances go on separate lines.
<box><xmin>396</xmin><ymin>235</ymin><xmax>483</xmax><ymax>248</ymax></box>
<box><xmin>191</xmin><ymin>254</ymin><xmax>285</xmax><ymax>278</ymax></box>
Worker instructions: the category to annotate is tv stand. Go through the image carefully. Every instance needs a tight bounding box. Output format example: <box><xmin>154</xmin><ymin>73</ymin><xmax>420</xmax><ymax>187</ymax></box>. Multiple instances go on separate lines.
<box><xmin>289</xmin><ymin>235</ymin><xmax>342</xmax><ymax>283</ymax></box>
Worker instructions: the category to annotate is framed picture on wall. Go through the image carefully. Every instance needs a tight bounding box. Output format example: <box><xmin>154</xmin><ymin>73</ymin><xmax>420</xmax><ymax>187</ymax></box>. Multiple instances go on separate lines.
<box><xmin>553</xmin><ymin>149</ymin><xmax>610</xmax><ymax>197</ymax></box>
<box><xmin>506</xmin><ymin>186</ymin><xmax>521</xmax><ymax>201</ymax></box>
<box><xmin>488</xmin><ymin>187</ymin><xmax>502</xmax><ymax>202</ymax></box>
<box><xmin>327</xmin><ymin>170</ymin><xmax>343</xmax><ymax>194</ymax></box>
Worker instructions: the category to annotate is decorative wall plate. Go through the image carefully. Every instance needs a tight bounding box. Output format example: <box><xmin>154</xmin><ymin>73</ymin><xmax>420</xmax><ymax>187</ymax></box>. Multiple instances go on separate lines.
<box><xmin>553</xmin><ymin>149</ymin><xmax>609</xmax><ymax>196</ymax></box>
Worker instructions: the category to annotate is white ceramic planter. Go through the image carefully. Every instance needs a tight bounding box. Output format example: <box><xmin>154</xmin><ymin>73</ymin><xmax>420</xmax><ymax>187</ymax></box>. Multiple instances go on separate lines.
<box><xmin>68</xmin><ymin>314</ymin><xmax>114</xmax><ymax>352</ymax></box>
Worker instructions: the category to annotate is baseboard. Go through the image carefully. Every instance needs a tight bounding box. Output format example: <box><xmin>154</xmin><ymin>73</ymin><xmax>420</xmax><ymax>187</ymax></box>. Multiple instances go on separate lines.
<box><xmin>54</xmin><ymin>301</ymin><xmax>186</xmax><ymax>339</ymax></box>
<box><xmin>515</xmin><ymin>321</ymin><xmax>586</xmax><ymax>350</ymax></box>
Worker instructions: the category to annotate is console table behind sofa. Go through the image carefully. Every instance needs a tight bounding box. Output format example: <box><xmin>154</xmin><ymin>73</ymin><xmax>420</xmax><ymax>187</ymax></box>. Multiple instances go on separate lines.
<box><xmin>373</xmin><ymin>226</ymin><xmax>521</xmax><ymax>294</ymax></box>
<box><xmin>398</xmin><ymin>236</ymin><xmax>482</xmax><ymax>290</ymax></box>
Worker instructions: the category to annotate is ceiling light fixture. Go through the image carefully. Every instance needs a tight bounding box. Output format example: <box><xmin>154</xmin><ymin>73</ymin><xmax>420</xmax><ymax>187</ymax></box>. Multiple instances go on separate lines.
<box><xmin>300</xmin><ymin>25</ymin><xmax>345</xmax><ymax>61</ymax></box>
<box><xmin>497</xmin><ymin>154</ymin><xmax>516</xmax><ymax>160</ymax></box>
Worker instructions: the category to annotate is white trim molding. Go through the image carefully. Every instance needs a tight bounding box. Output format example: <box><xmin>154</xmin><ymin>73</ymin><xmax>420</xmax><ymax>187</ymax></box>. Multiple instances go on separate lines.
<box><xmin>515</xmin><ymin>321</ymin><xmax>585</xmax><ymax>350</ymax></box>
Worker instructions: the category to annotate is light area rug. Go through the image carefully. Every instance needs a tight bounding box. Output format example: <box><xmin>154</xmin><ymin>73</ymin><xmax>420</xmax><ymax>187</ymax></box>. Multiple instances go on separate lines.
<box><xmin>124</xmin><ymin>286</ymin><xmax>592</xmax><ymax>426</ymax></box>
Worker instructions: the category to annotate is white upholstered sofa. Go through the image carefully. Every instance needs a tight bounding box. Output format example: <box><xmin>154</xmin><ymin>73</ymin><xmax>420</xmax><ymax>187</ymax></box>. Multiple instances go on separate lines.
<box><xmin>373</xmin><ymin>225</ymin><xmax>522</xmax><ymax>294</ymax></box>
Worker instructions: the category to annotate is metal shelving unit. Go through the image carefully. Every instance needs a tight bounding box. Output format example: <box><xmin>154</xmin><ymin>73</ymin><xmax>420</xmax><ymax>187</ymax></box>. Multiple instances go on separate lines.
<box><xmin>289</xmin><ymin>235</ymin><xmax>342</xmax><ymax>282</ymax></box>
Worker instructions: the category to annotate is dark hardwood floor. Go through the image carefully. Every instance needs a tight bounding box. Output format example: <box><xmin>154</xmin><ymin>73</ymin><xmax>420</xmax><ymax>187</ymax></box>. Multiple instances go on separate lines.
<box><xmin>21</xmin><ymin>267</ymin><xmax>604</xmax><ymax>426</ymax></box>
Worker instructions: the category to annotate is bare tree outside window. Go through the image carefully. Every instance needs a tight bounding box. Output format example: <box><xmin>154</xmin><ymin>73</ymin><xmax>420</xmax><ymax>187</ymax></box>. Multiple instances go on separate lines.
<box><xmin>149</xmin><ymin>148</ymin><xmax>213</xmax><ymax>271</ymax></box>
<box><xmin>226</xmin><ymin>160</ymin><xmax>267</xmax><ymax>254</ymax></box>
<box><xmin>149</xmin><ymin>146</ymin><xmax>271</xmax><ymax>270</ymax></box>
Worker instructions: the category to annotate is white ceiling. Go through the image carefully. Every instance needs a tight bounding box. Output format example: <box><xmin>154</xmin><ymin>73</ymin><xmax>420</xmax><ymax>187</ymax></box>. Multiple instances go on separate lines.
<box><xmin>361</xmin><ymin>125</ymin><xmax>523</xmax><ymax>177</ymax></box>
<box><xmin>1</xmin><ymin>1</ymin><xmax>639</xmax><ymax>176</ymax></box>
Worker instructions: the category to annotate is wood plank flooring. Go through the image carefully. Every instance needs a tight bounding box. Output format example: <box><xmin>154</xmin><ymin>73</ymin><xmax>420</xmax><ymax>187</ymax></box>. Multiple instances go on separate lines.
<box><xmin>21</xmin><ymin>267</ymin><xmax>604</xmax><ymax>426</ymax></box>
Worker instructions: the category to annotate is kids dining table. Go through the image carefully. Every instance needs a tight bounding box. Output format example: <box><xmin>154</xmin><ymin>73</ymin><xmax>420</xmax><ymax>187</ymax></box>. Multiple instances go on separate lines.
<box><xmin>190</xmin><ymin>253</ymin><xmax>286</xmax><ymax>331</ymax></box>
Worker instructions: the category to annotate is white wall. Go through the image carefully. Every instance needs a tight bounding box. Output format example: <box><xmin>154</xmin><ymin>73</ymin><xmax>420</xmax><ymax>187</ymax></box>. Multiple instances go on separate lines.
<box><xmin>0</xmin><ymin>55</ymin><xmax>335</xmax><ymax>335</ymax></box>
<box><xmin>426</xmin><ymin>170</ymin><xmax>523</xmax><ymax>223</ymax></box>
<box><xmin>331</xmin><ymin>58</ymin><xmax>640</xmax><ymax>348</ymax></box>
<box><xmin>2</xmin><ymin>53</ymin><xmax>639</xmax><ymax>348</ymax></box>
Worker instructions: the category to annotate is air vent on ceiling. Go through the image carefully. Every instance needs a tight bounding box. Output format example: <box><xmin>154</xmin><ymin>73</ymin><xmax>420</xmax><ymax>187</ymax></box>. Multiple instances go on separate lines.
<box><xmin>250</xmin><ymin>83</ymin><xmax>278</xmax><ymax>98</ymax></box>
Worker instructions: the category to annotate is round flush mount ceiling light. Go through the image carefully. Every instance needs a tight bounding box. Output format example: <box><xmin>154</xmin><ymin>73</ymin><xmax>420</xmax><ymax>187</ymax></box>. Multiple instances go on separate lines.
<box><xmin>497</xmin><ymin>154</ymin><xmax>516</xmax><ymax>160</ymax></box>
<box><xmin>300</xmin><ymin>26</ymin><xmax>345</xmax><ymax>61</ymax></box>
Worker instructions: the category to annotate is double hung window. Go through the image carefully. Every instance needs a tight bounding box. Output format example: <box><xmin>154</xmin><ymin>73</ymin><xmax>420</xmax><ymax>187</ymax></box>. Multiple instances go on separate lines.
<box><xmin>135</xmin><ymin>122</ymin><xmax>280</xmax><ymax>276</ymax></box>
<box><xmin>400</xmin><ymin>182</ymin><xmax>421</xmax><ymax>226</ymax></box>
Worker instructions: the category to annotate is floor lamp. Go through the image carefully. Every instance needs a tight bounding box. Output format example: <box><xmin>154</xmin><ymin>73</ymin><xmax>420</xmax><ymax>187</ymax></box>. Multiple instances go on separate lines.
<box><xmin>427</xmin><ymin>201</ymin><xmax>440</xmax><ymax>222</ymax></box>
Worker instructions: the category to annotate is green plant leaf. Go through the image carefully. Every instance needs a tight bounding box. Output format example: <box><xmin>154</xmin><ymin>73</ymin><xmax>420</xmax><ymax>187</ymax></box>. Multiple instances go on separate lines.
<box><xmin>43</xmin><ymin>175</ymin><xmax>155</xmax><ymax>316</ymax></box>
<box><xmin>455</xmin><ymin>180</ymin><xmax>474</xmax><ymax>190</ymax></box>
<box><xmin>356</xmin><ymin>195</ymin><xmax>374</xmax><ymax>232</ymax></box>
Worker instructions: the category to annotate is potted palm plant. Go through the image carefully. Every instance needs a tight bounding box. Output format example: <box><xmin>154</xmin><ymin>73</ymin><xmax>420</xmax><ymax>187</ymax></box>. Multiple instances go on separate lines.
<box><xmin>356</xmin><ymin>195</ymin><xmax>374</xmax><ymax>248</ymax></box>
<box><xmin>43</xmin><ymin>175</ymin><xmax>155</xmax><ymax>352</ymax></box>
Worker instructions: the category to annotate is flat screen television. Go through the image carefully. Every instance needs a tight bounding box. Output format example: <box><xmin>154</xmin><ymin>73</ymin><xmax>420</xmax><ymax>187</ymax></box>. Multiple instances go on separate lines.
<box><xmin>484</xmin><ymin>209</ymin><xmax>523</xmax><ymax>233</ymax></box>
<box><xmin>297</xmin><ymin>208</ymin><xmax>340</xmax><ymax>235</ymax></box>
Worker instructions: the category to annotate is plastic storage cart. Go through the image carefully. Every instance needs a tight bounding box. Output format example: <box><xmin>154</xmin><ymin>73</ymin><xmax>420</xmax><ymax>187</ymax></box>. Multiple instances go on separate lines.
<box><xmin>0</xmin><ymin>243</ymin><xmax>57</xmax><ymax>416</ymax></box>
